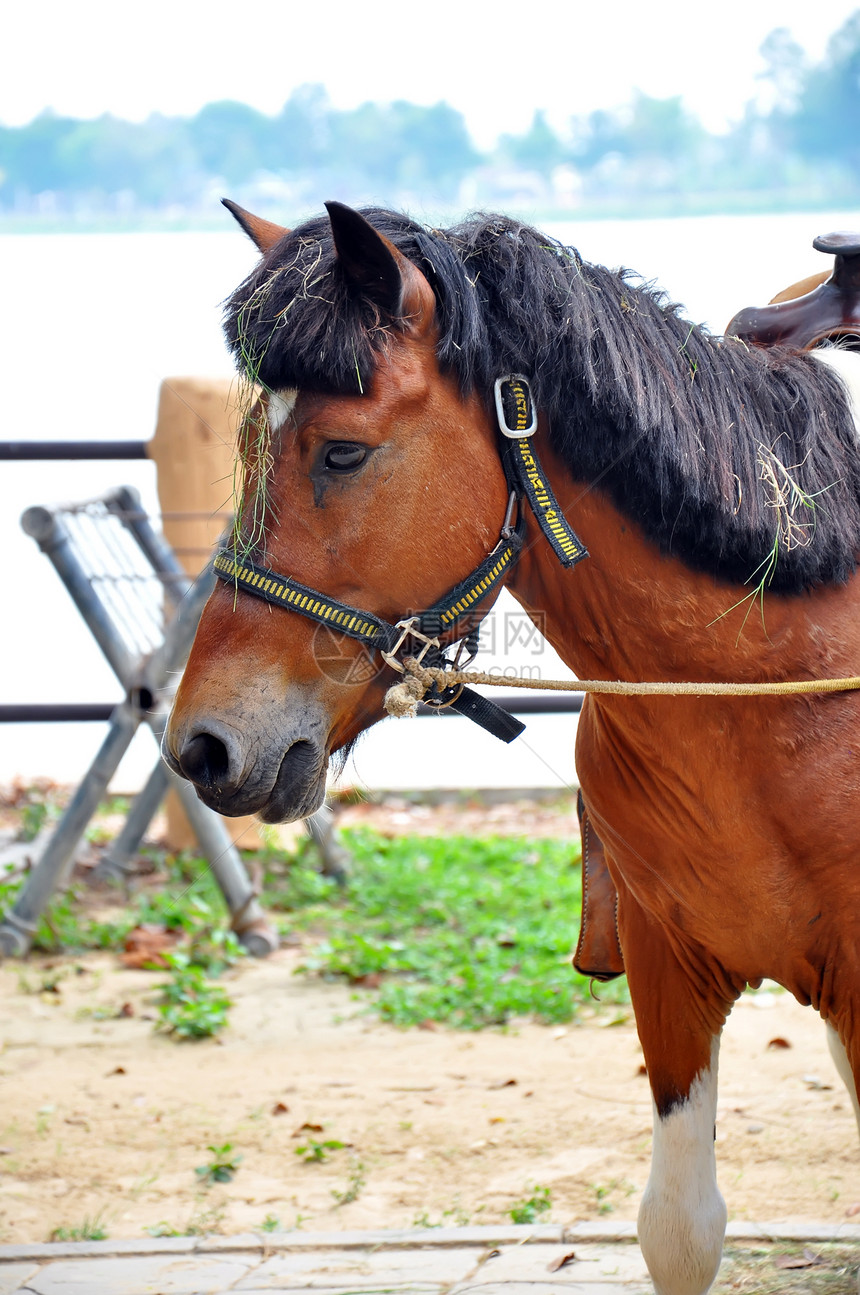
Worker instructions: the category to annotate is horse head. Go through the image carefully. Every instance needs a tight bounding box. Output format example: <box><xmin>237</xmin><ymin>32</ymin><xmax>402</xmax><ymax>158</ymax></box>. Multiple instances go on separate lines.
<box><xmin>163</xmin><ymin>202</ymin><xmax>511</xmax><ymax>822</ymax></box>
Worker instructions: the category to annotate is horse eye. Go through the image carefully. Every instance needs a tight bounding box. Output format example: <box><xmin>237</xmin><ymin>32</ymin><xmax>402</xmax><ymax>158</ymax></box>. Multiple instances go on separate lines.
<box><xmin>323</xmin><ymin>442</ymin><xmax>367</xmax><ymax>472</ymax></box>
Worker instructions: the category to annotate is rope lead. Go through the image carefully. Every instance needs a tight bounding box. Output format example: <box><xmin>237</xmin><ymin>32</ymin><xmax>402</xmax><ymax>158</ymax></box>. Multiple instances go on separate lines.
<box><xmin>382</xmin><ymin>657</ymin><xmax>860</xmax><ymax>719</ymax></box>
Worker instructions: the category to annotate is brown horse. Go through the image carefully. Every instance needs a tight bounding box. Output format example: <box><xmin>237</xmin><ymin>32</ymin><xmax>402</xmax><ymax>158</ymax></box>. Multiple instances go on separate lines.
<box><xmin>165</xmin><ymin>202</ymin><xmax>860</xmax><ymax>1295</ymax></box>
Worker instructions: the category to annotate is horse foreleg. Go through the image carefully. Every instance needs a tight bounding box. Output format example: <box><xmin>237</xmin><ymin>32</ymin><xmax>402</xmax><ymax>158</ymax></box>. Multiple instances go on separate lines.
<box><xmin>622</xmin><ymin>902</ymin><xmax>733</xmax><ymax>1295</ymax></box>
<box><xmin>826</xmin><ymin>1023</ymin><xmax>860</xmax><ymax>1137</ymax></box>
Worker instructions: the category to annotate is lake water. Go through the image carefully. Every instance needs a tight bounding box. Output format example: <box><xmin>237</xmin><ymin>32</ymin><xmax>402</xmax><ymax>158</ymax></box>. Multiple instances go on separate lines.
<box><xmin>1</xmin><ymin>208</ymin><xmax>857</xmax><ymax>791</ymax></box>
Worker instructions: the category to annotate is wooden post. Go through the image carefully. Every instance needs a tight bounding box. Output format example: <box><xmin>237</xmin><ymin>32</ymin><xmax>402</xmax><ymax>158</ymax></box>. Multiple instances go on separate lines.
<box><xmin>147</xmin><ymin>376</ymin><xmax>263</xmax><ymax>851</ymax></box>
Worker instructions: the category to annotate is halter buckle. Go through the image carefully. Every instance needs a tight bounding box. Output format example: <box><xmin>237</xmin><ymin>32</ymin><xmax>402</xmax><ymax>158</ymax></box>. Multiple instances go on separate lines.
<box><xmin>494</xmin><ymin>374</ymin><xmax>538</xmax><ymax>438</ymax></box>
<box><xmin>380</xmin><ymin>617</ymin><xmax>440</xmax><ymax>674</ymax></box>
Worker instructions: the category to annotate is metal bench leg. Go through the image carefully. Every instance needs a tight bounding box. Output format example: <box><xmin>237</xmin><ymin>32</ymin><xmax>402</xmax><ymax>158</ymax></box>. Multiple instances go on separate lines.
<box><xmin>172</xmin><ymin>779</ymin><xmax>279</xmax><ymax>958</ymax></box>
<box><xmin>304</xmin><ymin>805</ymin><xmax>350</xmax><ymax>884</ymax></box>
<box><xmin>0</xmin><ymin>702</ymin><xmax>139</xmax><ymax>956</ymax></box>
<box><xmin>94</xmin><ymin>760</ymin><xmax>172</xmax><ymax>883</ymax></box>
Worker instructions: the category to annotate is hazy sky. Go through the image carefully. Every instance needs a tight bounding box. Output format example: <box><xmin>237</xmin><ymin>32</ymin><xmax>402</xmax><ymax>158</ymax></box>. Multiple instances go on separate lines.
<box><xmin>5</xmin><ymin>0</ymin><xmax>859</xmax><ymax>146</ymax></box>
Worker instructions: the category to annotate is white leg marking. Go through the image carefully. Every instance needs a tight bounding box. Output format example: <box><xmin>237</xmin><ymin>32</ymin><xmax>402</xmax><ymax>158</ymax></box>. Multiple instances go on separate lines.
<box><xmin>266</xmin><ymin>388</ymin><xmax>297</xmax><ymax>432</ymax></box>
<box><xmin>638</xmin><ymin>1038</ymin><xmax>727</xmax><ymax>1295</ymax></box>
<box><xmin>826</xmin><ymin>1023</ymin><xmax>860</xmax><ymax>1138</ymax></box>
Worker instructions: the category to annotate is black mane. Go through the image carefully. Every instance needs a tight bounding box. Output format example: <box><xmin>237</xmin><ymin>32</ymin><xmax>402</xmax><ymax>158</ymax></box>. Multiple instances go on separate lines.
<box><xmin>225</xmin><ymin>208</ymin><xmax>860</xmax><ymax>594</ymax></box>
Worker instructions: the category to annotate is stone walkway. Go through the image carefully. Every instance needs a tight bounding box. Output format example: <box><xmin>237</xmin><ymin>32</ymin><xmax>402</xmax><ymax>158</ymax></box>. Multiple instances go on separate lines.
<box><xmin>1</xmin><ymin>1221</ymin><xmax>858</xmax><ymax>1294</ymax></box>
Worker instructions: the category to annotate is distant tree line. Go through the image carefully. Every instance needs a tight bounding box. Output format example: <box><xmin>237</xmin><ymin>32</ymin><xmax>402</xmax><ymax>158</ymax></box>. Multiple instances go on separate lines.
<box><xmin>2</xmin><ymin>13</ymin><xmax>859</xmax><ymax>222</ymax></box>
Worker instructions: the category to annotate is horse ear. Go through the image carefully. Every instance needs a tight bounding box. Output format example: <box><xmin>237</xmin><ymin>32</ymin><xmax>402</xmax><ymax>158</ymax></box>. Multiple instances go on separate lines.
<box><xmin>325</xmin><ymin>200</ymin><xmax>432</xmax><ymax>331</ymax></box>
<box><xmin>222</xmin><ymin>198</ymin><xmax>289</xmax><ymax>253</ymax></box>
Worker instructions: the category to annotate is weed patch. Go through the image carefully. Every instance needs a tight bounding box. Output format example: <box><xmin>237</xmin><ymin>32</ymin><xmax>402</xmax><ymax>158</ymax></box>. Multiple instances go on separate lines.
<box><xmin>289</xmin><ymin>830</ymin><xmax>627</xmax><ymax>1027</ymax></box>
<box><xmin>509</xmin><ymin>1185</ymin><xmax>551</xmax><ymax>1224</ymax></box>
<box><xmin>50</xmin><ymin>1212</ymin><xmax>108</xmax><ymax>1242</ymax></box>
<box><xmin>294</xmin><ymin>1137</ymin><xmax>344</xmax><ymax>1164</ymax></box>
<box><xmin>715</xmin><ymin>1243</ymin><xmax>860</xmax><ymax>1295</ymax></box>
<box><xmin>195</xmin><ymin>1142</ymin><xmax>242</xmax><ymax>1186</ymax></box>
<box><xmin>156</xmin><ymin>955</ymin><xmax>232</xmax><ymax>1039</ymax></box>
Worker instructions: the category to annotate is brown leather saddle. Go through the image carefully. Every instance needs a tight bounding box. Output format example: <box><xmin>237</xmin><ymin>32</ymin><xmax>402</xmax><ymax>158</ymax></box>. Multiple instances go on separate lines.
<box><xmin>575</xmin><ymin>231</ymin><xmax>860</xmax><ymax>982</ymax></box>
<box><xmin>726</xmin><ymin>230</ymin><xmax>860</xmax><ymax>350</ymax></box>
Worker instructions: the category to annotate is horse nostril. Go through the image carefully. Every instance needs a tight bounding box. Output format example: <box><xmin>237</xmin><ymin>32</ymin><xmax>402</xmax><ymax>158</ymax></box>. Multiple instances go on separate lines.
<box><xmin>180</xmin><ymin>731</ymin><xmax>232</xmax><ymax>789</ymax></box>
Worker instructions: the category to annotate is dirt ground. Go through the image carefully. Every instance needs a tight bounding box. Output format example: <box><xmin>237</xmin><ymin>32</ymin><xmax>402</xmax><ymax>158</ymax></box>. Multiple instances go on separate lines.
<box><xmin>0</xmin><ymin>933</ymin><xmax>857</xmax><ymax>1245</ymax></box>
<box><xmin>0</xmin><ymin>796</ymin><xmax>858</xmax><ymax>1245</ymax></box>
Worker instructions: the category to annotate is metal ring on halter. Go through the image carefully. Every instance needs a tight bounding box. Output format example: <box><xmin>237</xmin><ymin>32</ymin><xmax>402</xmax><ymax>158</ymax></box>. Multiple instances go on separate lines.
<box><xmin>422</xmin><ymin>680</ymin><xmax>466</xmax><ymax>710</ymax></box>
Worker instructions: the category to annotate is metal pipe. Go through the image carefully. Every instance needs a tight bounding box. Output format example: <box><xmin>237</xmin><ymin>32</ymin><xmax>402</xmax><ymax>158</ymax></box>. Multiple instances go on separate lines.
<box><xmin>105</xmin><ymin>486</ymin><xmax>191</xmax><ymax>608</ymax></box>
<box><xmin>0</xmin><ymin>701</ymin><xmax>140</xmax><ymax>956</ymax></box>
<box><xmin>0</xmin><ymin>441</ymin><xmax>149</xmax><ymax>460</ymax></box>
<box><xmin>0</xmin><ymin>694</ymin><xmax>584</xmax><ymax>723</ymax></box>
<box><xmin>0</xmin><ymin>704</ymin><xmax>117</xmax><ymax>723</ymax></box>
<box><xmin>20</xmin><ymin>506</ymin><xmax>138</xmax><ymax>685</ymax></box>
<box><xmin>172</xmin><ymin>778</ymin><xmax>278</xmax><ymax>957</ymax></box>
<box><xmin>93</xmin><ymin>759</ymin><xmax>172</xmax><ymax>882</ymax></box>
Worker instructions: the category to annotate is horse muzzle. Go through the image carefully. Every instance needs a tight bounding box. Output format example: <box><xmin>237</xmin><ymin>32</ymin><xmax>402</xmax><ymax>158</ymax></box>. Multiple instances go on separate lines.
<box><xmin>163</xmin><ymin>710</ymin><xmax>329</xmax><ymax>823</ymax></box>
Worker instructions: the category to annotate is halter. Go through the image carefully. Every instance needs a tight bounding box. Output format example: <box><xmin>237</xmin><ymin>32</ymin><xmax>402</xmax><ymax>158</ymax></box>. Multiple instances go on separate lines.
<box><xmin>214</xmin><ymin>375</ymin><xmax>588</xmax><ymax>743</ymax></box>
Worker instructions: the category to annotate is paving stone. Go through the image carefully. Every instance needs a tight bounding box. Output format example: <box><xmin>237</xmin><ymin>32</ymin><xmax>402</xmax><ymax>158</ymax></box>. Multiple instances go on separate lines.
<box><xmin>563</xmin><ymin>1223</ymin><xmax>638</xmax><ymax>1244</ymax></box>
<box><xmin>0</xmin><ymin>1238</ymin><xmax>196</xmax><ymax>1263</ymax></box>
<box><xmin>725</xmin><ymin>1220</ymin><xmax>860</xmax><ymax>1242</ymax></box>
<box><xmin>233</xmin><ymin>1245</ymin><xmax>477</xmax><ymax>1289</ymax></box>
<box><xmin>23</xmin><ymin>1254</ymin><xmax>254</xmax><ymax>1294</ymax></box>
<box><xmin>455</xmin><ymin>1242</ymin><xmax>650</xmax><ymax>1286</ymax></box>
<box><xmin>209</xmin><ymin>1225</ymin><xmax>562</xmax><ymax>1252</ymax></box>
<box><xmin>193</xmin><ymin>1234</ymin><xmax>265</xmax><ymax>1253</ymax></box>
<box><xmin>0</xmin><ymin>1264</ymin><xmax>39</xmax><ymax>1295</ymax></box>
<box><xmin>449</xmin><ymin>1284</ymin><xmax>651</xmax><ymax>1294</ymax></box>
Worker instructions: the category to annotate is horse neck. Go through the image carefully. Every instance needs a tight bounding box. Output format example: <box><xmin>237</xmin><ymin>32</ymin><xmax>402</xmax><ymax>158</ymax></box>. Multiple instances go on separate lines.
<box><xmin>506</xmin><ymin>440</ymin><xmax>851</xmax><ymax>687</ymax></box>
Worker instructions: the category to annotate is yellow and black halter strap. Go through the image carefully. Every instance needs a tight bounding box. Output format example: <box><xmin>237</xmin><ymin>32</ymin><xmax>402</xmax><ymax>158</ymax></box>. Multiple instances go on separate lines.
<box><xmin>213</xmin><ymin>514</ymin><xmax>526</xmax><ymax>656</ymax></box>
<box><xmin>495</xmin><ymin>375</ymin><xmax>588</xmax><ymax>568</ymax></box>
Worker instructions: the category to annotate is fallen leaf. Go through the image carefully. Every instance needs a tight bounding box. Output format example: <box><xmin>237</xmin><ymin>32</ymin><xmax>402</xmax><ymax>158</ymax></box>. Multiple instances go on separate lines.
<box><xmin>488</xmin><ymin>1078</ymin><xmax>517</xmax><ymax>1089</ymax></box>
<box><xmin>766</xmin><ymin>1036</ymin><xmax>792</xmax><ymax>1049</ymax></box>
<box><xmin>291</xmin><ymin>1122</ymin><xmax>323</xmax><ymax>1138</ymax></box>
<box><xmin>271</xmin><ymin>1102</ymin><xmax>289</xmax><ymax>1115</ymax></box>
<box><xmin>106</xmin><ymin>1066</ymin><xmax>126</xmax><ymax>1077</ymax></box>
<box><xmin>845</xmin><ymin>1202</ymin><xmax>860</xmax><ymax>1217</ymax></box>
<box><xmin>774</xmin><ymin>1249</ymin><xmax>820</xmax><ymax>1269</ymax></box>
<box><xmin>418</xmin><ymin>1020</ymin><xmax>438</xmax><ymax>1031</ymax></box>
<box><xmin>489</xmin><ymin>1116</ymin><xmax>505</xmax><ymax>1124</ymax></box>
<box><xmin>548</xmin><ymin>1251</ymin><xmax>577</xmax><ymax>1272</ymax></box>
<box><xmin>118</xmin><ymin>1002</ymin><xmax>135</xmax><ymax>1018</ymax></box>
<box><xmin>120</xmin><ymin>924</ymin><xmax>180</xmax><ymax>969</ymax></box>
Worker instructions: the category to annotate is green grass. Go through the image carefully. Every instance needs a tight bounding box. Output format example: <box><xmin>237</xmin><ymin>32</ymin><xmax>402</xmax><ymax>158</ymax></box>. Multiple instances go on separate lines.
<box><xmin>50</xmin><ymin>1212</ymin><xmax>108</xmax><ymax>1241</ymax></box>
<box><xmin>284</xmin><ymin>829</ymin><xmax>627</xmax><ymax>1028</ymax></box>
<box><xmin>509</xmin><ymin>1185</ymin><xmax>552</xmax><ymax>1224</ymax></box>
<box><xmin>1</xmin><ymin>789</ymin><xmax>628</xmax><ymax>1032</ymax></box>
<box><xmin>156</xmin><ymin>956</ymin><xmax>233</xmax><ymax>1039</ymax></box>
<box><xmin>714</xmin><ymin>1244</ymin><xmax>860</xmax><ymax>1295</ymax></box>
<box><xmin>195</xmin><ymin>1142</ymin><xmax>242</xmax><ymax>1185</ymax></box>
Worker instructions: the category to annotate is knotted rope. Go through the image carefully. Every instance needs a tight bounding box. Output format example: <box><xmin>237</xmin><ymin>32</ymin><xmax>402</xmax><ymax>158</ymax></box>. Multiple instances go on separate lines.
<box><xmin>383</xmin><ymin>657</ymin><xmax>860</xmax><ymax>719</ymax></box>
